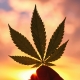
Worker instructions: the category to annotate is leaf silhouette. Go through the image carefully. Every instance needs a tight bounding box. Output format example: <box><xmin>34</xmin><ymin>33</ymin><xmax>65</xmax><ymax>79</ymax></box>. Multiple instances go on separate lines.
<box><xmin>9</xmin><ymin>56</ymin><xmax>40</xmax><ymax>65</ymax></box>
<box><xmin>45</xmin><ymin>18</ymin><xmax>66</xmax><ymax>60</ymax></box>
<box><xmin>31</xmin><ymin>5</ymin><xmax>46</xmax><ymax>60</ymax></box>
<box><xmin>32</xmin><ymin>62</ymin><xmax>41</xmax><ymax>68</ymax></box>
<box><xmin>45</xmin><ymin>62</ymin><xmax>56</xmax><ymax>66</ymax></box>
<box><xmin>9</xmin><ymin>5</ymin><xmax>69</xmax><ymax>68</ymax></box>
<box><xmin>8</xmin><ymin>24</ymin><xmax>40</xmax><ymax>60</ymax></box>
<box><xmin>46</xmin><ymin>40</ymin><xmax>69</xmax><ymax>62</ymax></box>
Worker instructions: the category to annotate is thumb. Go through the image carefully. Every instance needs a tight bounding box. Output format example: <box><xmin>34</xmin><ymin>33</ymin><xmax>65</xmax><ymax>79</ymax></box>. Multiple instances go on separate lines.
<box><xmin>36</xmin><ymin>65</ymin><xmax>51</xmax><ymax>80</ymax></box>
<box><xmin>36</xmin><ymin>65</ymin><xmax>63</xmax><ymax>80</ymax></box>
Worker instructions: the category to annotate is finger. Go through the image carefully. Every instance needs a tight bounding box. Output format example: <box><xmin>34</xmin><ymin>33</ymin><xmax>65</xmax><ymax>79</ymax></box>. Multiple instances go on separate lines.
<box><xmin>30</xmin><ymin>74</ymin><xmax>38</xmax><ymax>80</ymax></box>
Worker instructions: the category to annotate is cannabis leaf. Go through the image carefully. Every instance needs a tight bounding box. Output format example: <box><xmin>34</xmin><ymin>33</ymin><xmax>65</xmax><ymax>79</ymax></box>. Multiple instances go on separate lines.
<box><xmin>44</xmin><ymin>18</ymin><xmax>66</xmax><ymax>60</ymax></box>
<box><xmin>32</xmin><ymin>62</ymin><xmax>41</xmax><ymax>68</ymax></box>
<box><xmin>46</xmin><ymin>40</ymin><xmax>69</xmax><ymax>62</ymax></box>
<box><xmin>9</xmin><ymin>56</ymin><xmax>40</xmax><ymax>65</ymax></box>
<box><xmin>31</xmin><ymin>5</ymin><xmax>46</xmax><ymax>60</ymax></box>
<box><xmin>8</xmin><ymin>24</ymin><xmax>40</xmax><ymax>60</ymax></box>
<box><xmin>45</xmin><ymin>62</ymin><xmax>56</xmax><ymax>66</ymax></box>
<box><xmin>9</xmin><ymin>4</ymin><xmax>69</xmax><ymax>68</ymax></box>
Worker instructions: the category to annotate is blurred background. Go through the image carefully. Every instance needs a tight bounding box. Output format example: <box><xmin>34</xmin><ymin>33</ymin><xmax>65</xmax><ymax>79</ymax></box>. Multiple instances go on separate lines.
<box><xmin>0</xmin><ymin>0</ymin><xmax>80</xmax><ymax>80</ymax></box>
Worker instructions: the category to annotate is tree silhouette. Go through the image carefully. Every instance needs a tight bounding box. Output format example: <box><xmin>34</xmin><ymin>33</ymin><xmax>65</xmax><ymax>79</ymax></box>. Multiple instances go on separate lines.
<box><xmin>8</xmin><ymin>5</ymin><xmax>69</xmax><ymax>68</ymax></box>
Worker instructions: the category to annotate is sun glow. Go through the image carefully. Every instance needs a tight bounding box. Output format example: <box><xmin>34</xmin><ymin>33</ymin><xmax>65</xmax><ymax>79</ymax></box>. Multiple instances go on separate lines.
<box><xmin>18</xmin><ymin>69</ymin><xmax>36</xmax><ymax>80</ymax></box>
<box><xmin>17</xmin><ymin>68</ymin><xmax>70</xmax><ymax>80</ymax></box>
<box><xmin>58</xmin><ymin>71</ymin><xmax>70</xmax><ymax>80</ymax></box>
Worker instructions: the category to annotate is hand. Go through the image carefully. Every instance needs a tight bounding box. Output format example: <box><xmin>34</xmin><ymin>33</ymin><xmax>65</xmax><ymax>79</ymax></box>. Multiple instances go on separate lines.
<box><xmin>30</xmin><ymin>65</ymin><xmax>63</xmax><ymax>80</ymax></box>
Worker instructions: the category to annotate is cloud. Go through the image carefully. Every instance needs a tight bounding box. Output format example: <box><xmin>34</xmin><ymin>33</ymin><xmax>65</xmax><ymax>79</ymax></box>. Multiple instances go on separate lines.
<box><xmin>0</xmin><ymin>0</ymin><xmax>12</xmax><ymax>11</ymax></box>
<box><xmin>0</xmin><ymin>10</ymin><xmax>19</xmax><ymax>43</ymax></box>
<box><xmin>1</xmin><ymin>0</ymin><xmax>80</xmax><ymax>63</ymax></box>
<box><xmin>72</xmin><ymin>27</ymin><xmax>80</xmax><ymax>41</ymax></box>
<box><xmin>0</xmin><ymin>10</ymin><xmax>19</xmax><ymax>63</ymax></box>
<box><xmin>9</xmin><ymin>0</ymin><xmax>36</xmax><ymax>12</ymax></box>
<box><xmin>0</xmin><ymin>42</ymin><xmax>14</xmax><ymax>63</ymax></box>
<box><xmin>0</xmin><ymin>0</ymin><xmax>80</xmax><ymax>80</ymax></box>
<box><xmin>0</xmin><ymin>0</ymin><xmax>80</xmax><ymax>64</ymax></box>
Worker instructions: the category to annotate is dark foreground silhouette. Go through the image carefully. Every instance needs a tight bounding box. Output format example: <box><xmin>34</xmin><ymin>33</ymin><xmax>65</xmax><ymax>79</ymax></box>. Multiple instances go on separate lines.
<box><xmin>30</xmin><ymin>65</ymin><xmax>63</xmax><ymax>80</ymax></box>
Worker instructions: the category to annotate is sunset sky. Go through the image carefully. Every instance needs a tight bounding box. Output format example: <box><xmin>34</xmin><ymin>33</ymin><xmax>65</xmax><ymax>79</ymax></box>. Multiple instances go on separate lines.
<box><xmin>0</xmin><ymin>0</ymin><xmax>80</xmax><ymax>80</ymax></box>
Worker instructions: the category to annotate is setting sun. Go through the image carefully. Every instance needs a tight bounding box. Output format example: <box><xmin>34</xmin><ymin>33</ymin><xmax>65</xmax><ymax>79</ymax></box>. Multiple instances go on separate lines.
<box><xmin>17</xmin><ymin>69</ymin><xmax>70</xmax><ymax>80</ymax></box>
<box><xmin>18</xmin><ymin>69</ymin><xmax>36</xmax><ymax>80</ymax></box>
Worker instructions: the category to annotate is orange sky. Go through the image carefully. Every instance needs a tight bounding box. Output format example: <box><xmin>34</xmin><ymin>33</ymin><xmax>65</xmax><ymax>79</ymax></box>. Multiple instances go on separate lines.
<box><xmin>0</xmin><ymin>0</ymin><xmax>80</xmax><ymax>80</ymax></box>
